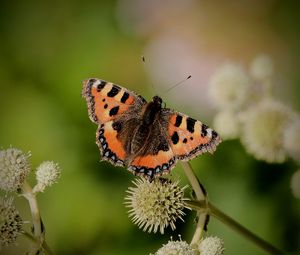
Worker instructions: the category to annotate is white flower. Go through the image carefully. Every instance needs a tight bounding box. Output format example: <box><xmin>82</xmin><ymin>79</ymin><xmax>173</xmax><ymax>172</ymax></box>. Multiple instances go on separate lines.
<box><xmin>250</xmin><ymin>54</ymin><xmax>273</xmax><ymax>82</ymax></box>
<box><xmin>0</xmin><ymin>197</ymin><xmax>23</xmax><ymax>248</ymax></box>
<box><xmin>240</xmin><ymin>99</ymin><xmax>294</xmax><ymax>163</ymax></box>
<box><xmin>153</xmin><ymin>240</ymin><xmax>196</xmax><ymax>255</ymax></box>
<box><xmin>125</xmin><ymin>178</ymin><xmax>188</xmax><ymax>234</ymax></box>
<box><xmin>198</xmin><ymin>236</ymin><xmax>225</xmax><ymax>255</ymax></box>
<box><xmin>283</xmin><ymin>118</ymin><xmax>300</xmax><ymax>162</ymax></box>
<box><xmin>291</xmin><ymin>170</ymin><xmax>300</xmax><ymax>199</ymax></box>
<box><xmin>33</xmin><ymin>161</ymin><xmax>60</xmax><ymax>193</ymax></box>
<box><xmin>213</xmin><ymin>110</ymin><xmax>240</xmax><ymax>140</ymax></box>
<box><xmin>0</xmin><ymin>148</ymin><xmax>31</xmax><ymax>192</ymax></box>
<box><xmin>209</xmin><ymin>63</ymin><xmax>251</xmax><ymax>109</ymax></box>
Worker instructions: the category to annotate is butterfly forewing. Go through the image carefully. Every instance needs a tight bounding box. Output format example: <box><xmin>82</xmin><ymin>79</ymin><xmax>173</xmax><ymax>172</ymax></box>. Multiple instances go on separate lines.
<box><xmin>82</xmin><ymin>78</ymin><xmax>146</xmax><ymax>124</ymax></box>
<box><xmin>165</xmin><ymin>109</ymin><xmax>221</xmax><ymax>160</ymax></box>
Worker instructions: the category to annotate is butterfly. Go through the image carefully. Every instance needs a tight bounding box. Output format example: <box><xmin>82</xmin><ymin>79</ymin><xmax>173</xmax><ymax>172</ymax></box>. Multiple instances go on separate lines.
<box><xmin>82</xmin><ymin>78</ymin><xmax>221</xmax><ymax>179</ymax></box>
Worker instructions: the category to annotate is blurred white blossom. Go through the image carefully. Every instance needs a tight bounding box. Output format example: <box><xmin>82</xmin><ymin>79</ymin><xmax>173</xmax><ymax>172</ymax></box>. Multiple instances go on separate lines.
<box><xmin>0</xmin><ymin>148</ymin><xmax>31</xmax><ymax>192</ymax></box>
<box><xmin>213</xmin><ymin>110</ymin><xmax>240</xmax><ymax>140</ymax></box>
<box><xmin>209</xmin><ymin>64</ymin><xmax>251</xmax><ymax>109</ymax></box>
<box><xmin>250</xmin><ymin>54</ymin><xmax>273</xmax><ymax>82</ymax></box>
<box><xmin>240</xmin><ymin>99</ymin><xmax>294</xmax><ymax>163</ymax></box>
<box><xmin>283</xmin><ymin>118</ymin><xmax>300</xmax><ymax>162</ymax></box>
<box><xmin>198</xmin><ymin>236</ymin><xmax>225</xmax><ymax>255</ymax></box>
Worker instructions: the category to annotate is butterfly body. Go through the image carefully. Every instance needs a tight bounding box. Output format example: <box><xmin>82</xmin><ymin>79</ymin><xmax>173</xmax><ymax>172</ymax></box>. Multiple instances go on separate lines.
<box><xmin>82</xmin><ymin>78</ymin><xmax>221</xmax><ymax>179</ymax></box>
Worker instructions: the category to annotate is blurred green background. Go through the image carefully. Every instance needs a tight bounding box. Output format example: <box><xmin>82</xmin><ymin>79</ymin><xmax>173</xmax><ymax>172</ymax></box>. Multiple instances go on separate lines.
<box><xmin>1</xmin><ymin>1</ymin><xmax>300</xmax><ymax>254</ymax></box>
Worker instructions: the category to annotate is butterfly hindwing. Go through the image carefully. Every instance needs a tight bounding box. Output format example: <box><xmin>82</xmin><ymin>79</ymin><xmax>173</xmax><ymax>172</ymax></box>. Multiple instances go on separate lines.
<box><xmin>96</xmin><ymin>121</ymin><xmax>127</xmax><ymax>167</ymax></box>
<box><xmin>127</xmin><ymin>117</ymin><xmax>177</xmax><ymax>178</ymax></box>
<box><xmin>129</xmin><ymin>150</ymin><xmax>176</xmax><ymax>179</ymax></box>
<box><xmin>165</xmin><ymin>110</ymin><xmax>221</xmax><ymax>160</ymax></box>
<box><xmin>82</xmin><ymin>78</ymin><xmax>145</xmax><ymax>124</ymax></box>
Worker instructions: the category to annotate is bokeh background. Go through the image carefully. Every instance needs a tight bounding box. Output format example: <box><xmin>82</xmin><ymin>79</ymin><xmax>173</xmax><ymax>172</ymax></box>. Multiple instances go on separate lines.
<box><xmin>1</xmin><ymin>0</ymin><xmax>300</xmax><ymax>254</ymax></box>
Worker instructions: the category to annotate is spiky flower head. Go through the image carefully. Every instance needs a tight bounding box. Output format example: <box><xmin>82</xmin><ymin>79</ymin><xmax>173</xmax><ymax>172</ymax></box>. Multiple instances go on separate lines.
<box><xmin>250</xmin><ymin>54</ymin><xmax>273</xmax><ymax>82</ymax></box>
<box><xmin>213</xmin><ymin>110</ymin><xmax>240</xmax><ymax>140</ymax></box>
<box><xmin>283</xmin><ymin>118</ymin><xmax>300</xmax><ymax>162</ymax></box>
<box><xmin>198</xmin><ymin>236</ymin><xmax>225</xmax><ymax>255</ymax></box>
<box><xmin>0</xmin><ymin>197</ymin><xmax>23</xmax><ymax>248</ymax></box>
<box><xmin>291</xmin><ymin>169</ymin><xmax>300</xmax><ymax>199</ymax></box>
<box><xmin>0</xmin><ymin>148</ymin><xmax>31</xmax><ymax>192</ymax></box>
<box><xmin>153</xmin><ymin>239</ymin><xmax>196</xmax><ymax>255</ymax></box>
<box><xmin>33</xmin><ymin>161</ymin><xmax>60</xmax><ymax>193</ymax></box>
<box><xmin>240</xmin><ymin>99</ymin><xmax>294</xmax><ymax>163</ymax></box>
<box><xmin>125</xmin><ymin>178</ymin><xmax>188</xmax><ymax>234</ymax></box>
<box><xmin>209</xmin><ymin>63</ymin><xmax>251</xmax><ymax>109</ymax></box>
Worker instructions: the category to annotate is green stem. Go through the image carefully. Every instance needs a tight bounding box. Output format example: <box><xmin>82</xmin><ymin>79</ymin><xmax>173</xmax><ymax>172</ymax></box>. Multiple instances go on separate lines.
<box><xmin>181</xmin><ymin>162</ymin><xmax>207</xmax><ymax>244</ymax></box>
<box><xmin>186</xmin><ymin>200</ymin><xmax>285</xmax><ymax>255</ymax></box>
<box><xmin>22</xmin><ymin>181</ymin><xmax>44</xmax><ymax>254</ymax></box>
<box><xmin>22</xmin><ymin>181</ymin><xmax>42</xmax><ymax>238</ymax></box>
<box><xmin>181</xmin><ymin>162</ymin><xmax>205</xmax><ymax>200</ymax></box>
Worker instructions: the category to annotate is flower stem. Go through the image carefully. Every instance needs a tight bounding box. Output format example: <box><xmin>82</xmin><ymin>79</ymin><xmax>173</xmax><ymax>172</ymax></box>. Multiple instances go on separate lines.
<box><xmin>186</xmin><ymin>200</ymin><xmax>284</xmax><ymax>255</ymax></box>
<box><xmin>181</xmin><ymin>162</ymin><xmax>205</xmax><ymax>200</ymax></box>
<box><xmin>22</xmin><ymin>181</ymin><xmax>42</xmax><ymax>238</ymax></box>
<box><xmin>22</xmin><ymin>181</ymin><xmax>44</xmax><ymax>254</ymax></box>
<box><xmin>181</xmin><ymin>162</ymin><xmax>207</xmax><ymax>244</ymax></box>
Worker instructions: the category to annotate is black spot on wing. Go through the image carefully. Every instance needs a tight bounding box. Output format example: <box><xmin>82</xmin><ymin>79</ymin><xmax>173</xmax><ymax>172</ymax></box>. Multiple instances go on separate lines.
<box><xmin>186</xmin><ymin>117</ymin><xmax>196</xmax><ymax>133</ymax></box>
<box><xmin>109</xmin><ymin>106</ymin><xmax>119</xmax><ymax>116</ymax></box>
<box><xmin>120</xmin><ymin>92</ymin><xmax>129</xmax><ymax>103</ymax></box>
<box><xmin>97</xmin><ymin>81</ymin><xmax>107</xmax><ymax>92</ymax></box>
<box><xmin>201</xmin><ymin>124</ymin><xmax>208</xmax><ymax>137</ymax></box>
<box><xmin>104</xmin><ymin>104</ymin><xmax>108</xmax><ymax>109</ymax></box>
<box><xmin>183</xmin><ymin>138</ymin><xmax>187</xmax><ymax>143</ymax></box>
<box><xmin>171</xmin><ymin>131</ymin><xmax>179</xmax><ymax>145</ymax></box>
<box><xmin>212</xmin><ymin>130</ymin><xmax>218</xmax><ymax>139</ymax></box>
<box><xmin>88</xmin><ymin>78</ymin><xmax>97</xmax><ymax>84</ymax></box>
<box><xmin>107</xmin><ymin>85</ymin><xmax>120</xmax><ymax>97</ymax></box>
<box><xmin>174</xmin><ymin>115</ymin><xmax>182</xmax><ymax>127</ymax></box>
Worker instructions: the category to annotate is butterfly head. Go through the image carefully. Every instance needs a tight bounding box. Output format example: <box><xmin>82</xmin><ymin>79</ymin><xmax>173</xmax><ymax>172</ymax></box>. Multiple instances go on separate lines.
<box><xmin>152</xmin><ymin>96</ymin><xmax>163</xmax><ymax>107</ymax></box>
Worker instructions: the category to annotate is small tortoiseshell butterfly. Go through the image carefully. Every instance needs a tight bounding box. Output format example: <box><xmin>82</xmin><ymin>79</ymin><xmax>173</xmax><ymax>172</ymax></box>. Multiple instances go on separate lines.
<box><xmin>82</xmin><ymin>78</ymin><xmax>221</xmax><ymax>179</ymax></box>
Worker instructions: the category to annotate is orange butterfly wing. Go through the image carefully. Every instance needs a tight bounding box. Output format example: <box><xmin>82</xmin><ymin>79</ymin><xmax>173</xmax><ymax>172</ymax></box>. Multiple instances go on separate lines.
<box><xmin>96</xmin><ymin>121</ymin><xmax>127</xmax><ymax>166</ymax></box>
<box><xmin>82</xmin><ymin>78</ymin><xmax>146</xmax><ymax>166</ymax></box>
<box><xmin>166</xmin><ymin>111</ymin><xmax>221</xmax><ymax>160</ymax></box>
<box><xmin>129</xmin><ymin>148</ymin><xmax>176</xmax><ymax>178</ymax></box>
<box><xmin>82</xmin><ymin>78</ymin><xmax>144</xmax><ymax>124</ymax></box>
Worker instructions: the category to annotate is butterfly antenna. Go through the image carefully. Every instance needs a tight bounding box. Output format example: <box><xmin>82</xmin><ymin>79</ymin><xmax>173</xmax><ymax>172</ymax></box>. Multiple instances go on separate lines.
<box><xmin>163</xmin><ymin>75</ymin><xmax>192</xmax><ymax>94</ymax></box>
<box><xmin>141</xmin><ymin>55</ymin><xmax>156</xmax><ymax>94</ymax></box>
